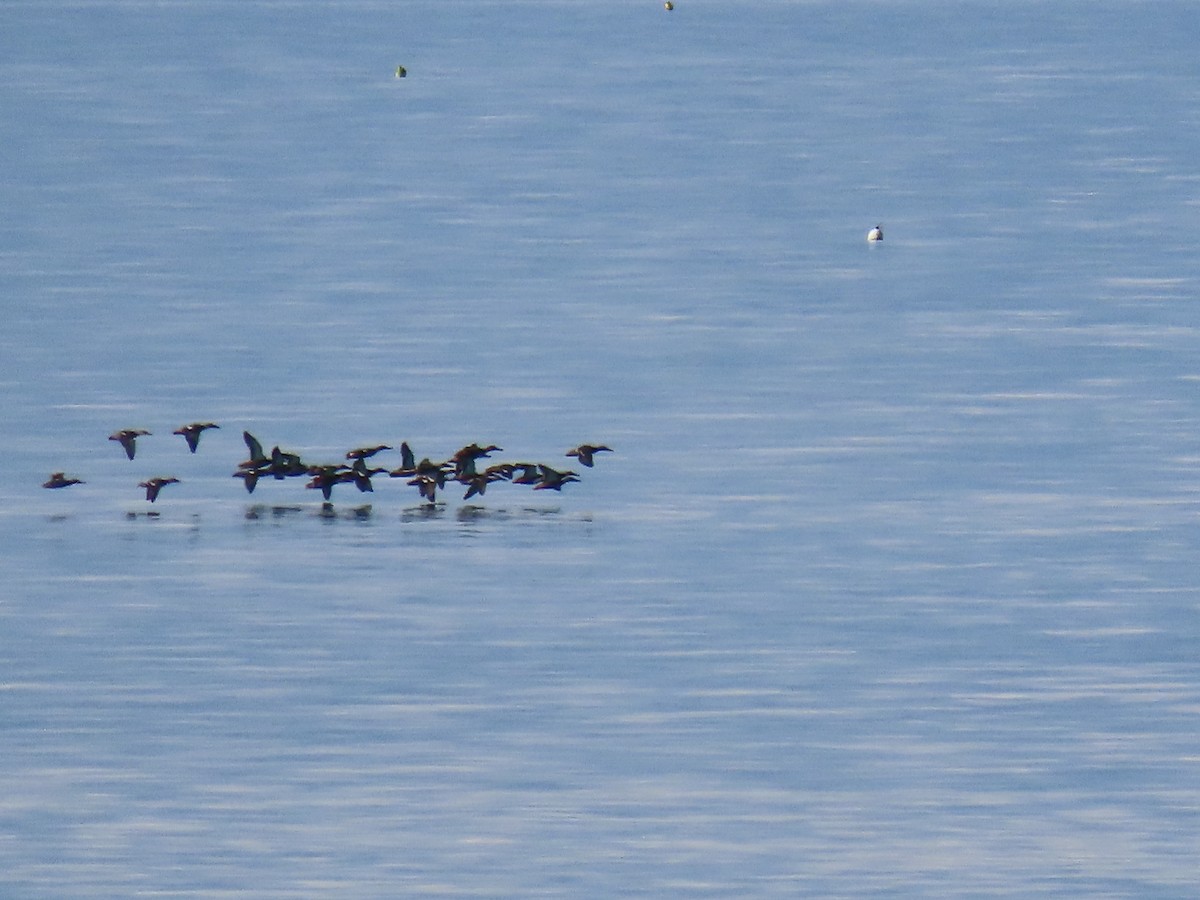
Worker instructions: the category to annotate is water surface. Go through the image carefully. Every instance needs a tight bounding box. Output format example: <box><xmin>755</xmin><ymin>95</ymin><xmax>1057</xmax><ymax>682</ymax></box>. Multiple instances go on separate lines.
<box><xmin>2</xmin><ymin>1</ymin><xmax>1199</xmax><ymax>895</ymax></box>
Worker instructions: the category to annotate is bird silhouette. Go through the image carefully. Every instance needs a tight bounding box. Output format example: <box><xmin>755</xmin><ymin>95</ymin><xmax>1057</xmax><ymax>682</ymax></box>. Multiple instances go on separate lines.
<box><xmin>109</xmin><ymin>429</ymin><xmax>150</xmax><ymax>460</ymax></box>
<box><xmin>346</xmin><ymin>444</ymin><xmax>392</xmax><ymax>460</ymax></box>
<box><xmin>461</xmin><ymin>466</ymin><xmax>512</xmax><ymax>500</ymax></box>
<box><xmin>408</xmin><ymin>474</ymin><xmax>440</xmax><ymax>504</ymax></box>
<box><xmin>348</xmin><ymin>458</ymin><xmax>387</xmax><ymax>492</ymax></box>
<box><xmin>454</xmin><ymin>454</ymin><xmax>479</xmax><ymax>480</ymax></box>
<box><xmin>533</xmin><ymin>465</ymin><xmax>580</xmax><ymax>491</ymax></box>
<box><xmin>305</xmin><ymin>465</ymin><xmax>345</xmax><ymax>501</ymax></box>
<box><xmin>268</xmin><ymin>447</ymin><xmax>307</xmax><ymax>479</ymax></box>
<box><xmin>232</xmin><ymin>470</ymin><xmax>260</xmax><ymax>494</ymax></box>
<box><xmin>566</xmin><ymin>444</ymin><xmax>612</xmax><ymax>468</ymax></box>
<box><xmin>397</xmin><ymin>442</ymin><xmax>416</xmax><ymax>474</ymax></box>
<box><xmin>138</xmin><ymin>476</ymin><xmax>179</xmax><ymax>502</ymax></box>
<box><xmin>43</xmin><ymin>472</ymin><xmax>84</xmax><ymax>489</ymax></box>
<box><xmin>510</xmin><ymin>463</ymin><xmax>544</xmax><ymax>485</ymax></box>
<box><xmin>393</xmin><ymin>456</ymin><xmax>451</xmax><ymax>486</ymax></box>
<box><xmin>242</xmin><ymin>431</ymin><xmax>267</xmax><ymax>466</ymax></box>
<box><xmin>174</xmin><ymin>422</ymin><xmax>219</xmax><ymax>453</ymax></box>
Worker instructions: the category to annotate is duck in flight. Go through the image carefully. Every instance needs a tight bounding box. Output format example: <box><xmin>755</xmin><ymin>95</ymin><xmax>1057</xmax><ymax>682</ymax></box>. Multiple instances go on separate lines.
<box><xmin>566</xmin><ymin>444</ymin><xmax>612</xmax><ymax>468</ymax></box>
<box><xmin>138</xmin><ymin>476</ymin><xmax>179</xmax><ymax>502</ymax></box>
<box><xmin>109</xmin><ymin>429</ymin><xmax>151</xmax><ymax>460</ymax></box>
<box><xmin>305</xmin><ymin>465</ymin><xmax>345</xmax><ymax>502</ymax></box>
<box><xmin>533</xmin><ymin>465</ymin><xmax>580</xmax><ymax>491</ymax></box>
<box><xmin>174</xmin><ymin>422</ymin><xmax>219</xmax><ymax>453</ymax></box>
<box><xmin>391</xmin><ymin>441</ymin><xmax>417</xmax><ymax>476</ymax></box>
<box><xmin>232</xmin><ymin>470</ymin><xmax>260</xmax><ymax>494</ymax></box>
<box><xmin>43</xmin><ymin>472</ymin><xmax>85</xmax><ymax>489</ymax></box>
<box><xmin>346</xmin><ymin>444</ymin><xmax>392</xmax><ymax>460</ymax></box>
<box><xmin>241</xmin><ymin>431</ymin><xmax>267</xmax><ymax>466</ymax></box>
<box><xmin>348</xmin><ymin>458</ymin><xmax>387</xmax><ymax>493</ymax></box>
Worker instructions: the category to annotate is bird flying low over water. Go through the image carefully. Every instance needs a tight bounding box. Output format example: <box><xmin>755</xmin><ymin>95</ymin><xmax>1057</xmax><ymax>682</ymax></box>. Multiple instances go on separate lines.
<box><xmin>346</xmin><ymin>445</ymin><xmax>392</xmax><ymax>460</ymax></box>
<box><xmin>233</xmin><ymin>470</ymin><xmax>260</xmax><ymax>494</ymax></box>
<box><xmin>394</xmin><ymin>441</ymin><xmax>417</xmax><ymax>475</ymax></box>
<box><xmin>391</xmin><ymin>455</ymin><xmax>451</xmax><ymax>483</ymax></box>
<box><xmin>509</xmin><ymin>463</ymin><xmax>543</xmax><ymax>485</ymax></box>
<box><xmin>138</xmin><ymin>476</ymin><xmax>179</xmax><ymax>502</ymax></box>
<box><xmin>267</xmin><ymin>447</ymin><xmax>307</xmax><ymax>479</ymax></box>
<box><xmin>109</xmin><ymin>429</ymin><xmax>150</xmax><ymax>460</ymax></box>
<box><xmin>867</xmin><ymin>224</ymin><xmax>883</xmax><ymax>242</ymax></box>
<box><xmin>242</xmin><ymin>431</ymin><xmax>267</xmax><ymax>465</ymax></box>
<box><xmin>452</xmin><ymin>442</ymin><xmax>501</xmax><ymax>463</ymax></box>
<box><xmin>305</xmin><ymin>465</ymin><xmax>344</xmax><ymax>502</ymax></box>
<box><xmin>461</xmin><ymin>465</ymin><xmax>513</xmax><ymax>500</ymax></box>
<box><xmin>566</xmin><ymin>444</ymin><xmax>612</xmax><ymax>468</ymax></box>
<box><xmin>236</xmin><ymin>431</ymin><xmax>308</xmax><ymax>482</ymax></box>
<box><xmin>43</xmin><ymin>472</ymin><xmax>84</xmax><ymax>489</ymax></box>
<box><xmin>408</xmin><ymin>473</ymin><xmax>440</xmax><ymax>504</ymax></box>
<box><xmin>303</xmin><ymin>460</ymin><xmax>385</xmax><ymax>500</ymax></box>
<box><xmin>391</xmin><ymin>454</ymin><xmax>454</xmax><ymax>504</ymax></box>
<box><xmin>53</xmin><ymin>426</ymin><xmax>611</xmax><ymax>509</ymax></box>
<box><xmin>348</xmin><ymin>458</ymin><xmax>387</xmax><ymax>492</ymax></box>
<box><xmin>174</xmin><ymin>422</ymin><xmax>220</xmax><ymax>453</ymax></box>
<box><xmin>533</xmin><ymin>465</ymin><xmax>581</xmax><ymax>491</ymax></box>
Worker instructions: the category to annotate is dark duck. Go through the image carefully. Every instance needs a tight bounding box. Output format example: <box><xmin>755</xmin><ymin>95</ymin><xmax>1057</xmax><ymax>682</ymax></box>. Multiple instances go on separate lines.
<box><xmin>138</xmin><ymin>476</ymin><xmax>179</xmax><ymax>502</ymax></box>
<box><xmin>174</xmin><ymin>422</ymin><xmax>219</xmax><ymax>453</ymax></box>
<box><xmin>109</xmin><ymin>429</ymin><xmax>150</xmax><ymax>460</ymax></box>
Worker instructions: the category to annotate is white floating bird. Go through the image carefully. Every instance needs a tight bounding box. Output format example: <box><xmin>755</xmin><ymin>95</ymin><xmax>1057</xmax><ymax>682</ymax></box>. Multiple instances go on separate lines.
<box><xmin>867</xmin><ymin>224</ymin><xmax>883</xmax><ymax>242</ymax></box>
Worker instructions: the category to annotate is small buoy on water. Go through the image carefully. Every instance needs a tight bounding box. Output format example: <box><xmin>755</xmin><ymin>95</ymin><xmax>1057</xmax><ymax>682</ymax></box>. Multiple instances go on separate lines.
<box><xmin>665</xmin><ymin>1</ymin><xmax>674</xmax><ymax>9</ymax></box>
<box><xmin>867</xmin><ymin>224</ymin><xmax>883</xmax><ymax>242</ymax></box>
<box><xmin>395</xmin><ymin>65</ymin><xmax>407</xmax><ymax>79</ymax></box>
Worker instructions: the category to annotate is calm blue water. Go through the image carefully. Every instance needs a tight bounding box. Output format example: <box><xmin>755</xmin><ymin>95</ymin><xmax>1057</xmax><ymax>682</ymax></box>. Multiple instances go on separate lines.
<box><xmin>3</xmin><ymin>1</ymin><xmax>1200</xmax><ymax>895</ymax></box>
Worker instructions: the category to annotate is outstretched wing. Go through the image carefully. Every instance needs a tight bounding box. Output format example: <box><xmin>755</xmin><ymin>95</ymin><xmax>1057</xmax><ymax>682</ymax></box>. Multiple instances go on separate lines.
<box><xmin>243</xmin><ymin>431</ymin><xmax>265</xmax><ymax>462</ymax></box>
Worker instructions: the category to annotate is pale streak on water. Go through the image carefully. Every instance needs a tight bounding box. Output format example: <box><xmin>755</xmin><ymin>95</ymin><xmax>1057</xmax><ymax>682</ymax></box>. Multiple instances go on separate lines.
<box><xmin>2</xmin><ymin>1</ymin><xmax>1199</xmax><ymax>896</ymax></box>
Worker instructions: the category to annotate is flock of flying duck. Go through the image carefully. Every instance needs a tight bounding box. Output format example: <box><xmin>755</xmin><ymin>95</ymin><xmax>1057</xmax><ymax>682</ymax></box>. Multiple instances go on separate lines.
<box><xmin>43</xmin><ymin>423</ymin><xmax>612</xmax><ymax>506</ymax></box>
<box><xmin>42</xmin><ymin>213</ymin><xmax>878</xmax><ymax>504</ymax></box>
